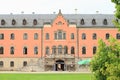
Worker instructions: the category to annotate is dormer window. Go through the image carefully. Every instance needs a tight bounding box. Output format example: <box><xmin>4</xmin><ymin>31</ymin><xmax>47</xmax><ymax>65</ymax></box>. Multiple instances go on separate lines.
<box><xmin>92</xmin><ymin>19</ymin><xmax>96</xmax><ymax>25</ymax></box>
<box><xmin>33</xmin><ymin>19</ymin><xmax>37</xmax><ymax>25</ymax></box>
<box><xmin>12</xmin><ymin>19</ymin><xmax>16</xmax><ymax>25</ymax></box>
<box><xmin>23</xmin><ymin>19</ymin><xmax>27</xmax><ymax>25</ymax></box>
<box><xmin>80</xmin><ymin>18</ymin><xmax>85</xmax><ymax>25</ymax></box>
<box><xmin>1</xmin><ymin>19</ymin><xmax>5</xmax><ymax>25</ymax></box>
<box><xmin>103</xmin><ymin>19</ymin><xmax>107</xmax><ymax>25</ymax></box>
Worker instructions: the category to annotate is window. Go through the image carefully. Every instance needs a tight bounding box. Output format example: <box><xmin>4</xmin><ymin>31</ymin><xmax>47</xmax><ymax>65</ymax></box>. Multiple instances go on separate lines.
<box><xmin>10</xmin><ymin>61</ymin><xmax>14</xmax><ymax>67</ymax></box>
<box><xmin>23</xmin><ymin>33</ymin><xmax>28</xmax><ymax>40</ymax></box>
<box><xmin>1</xmin><ymin>19</ymin><xmax>5</xmax><ymax>25</ymax></box>
<box><xmin>93</xmin><ymin>33</ymin><xmax>97</xmax><ymax>40</ymax></box>
<box><xmin>33</xmin><ymin>19</ymin><xmax>37</xmax><ymax>25</ymax></box>
<box><xmin>23</xmin><ymin>61</ymin><xmax>27</xmax><ymax>67</ymax></box>
<box><xmin>10</xmin><ymin>47</ymin><xmax>14</xmax><ymax>54</ymax></box>
<box><xmin>93</xmin><ymin>46</ymin><xmax>97</xmax><ymax>54</ymax></box>
<box><xmin>23</xmin><ymin>47</ymin><xmax>27</xmax><ymax>54</ymax></box>
<box><xmin>46</xmin><ymin>47</ymin><xmax>49</xmax><ymax>55</ymax></box>
<box><xmin>54</xmin><ymin>31</ymin><xmax>66</xmax><ymax>40</ymax></box>
<box><xmin>0</xmin><ymin>34</ymin><xmax>4</xmax><ymax>40</ymax></box>
<box><xmin>10</xmin><ymin>33</ymin><xmax>15</xmax><ymax>40</ymax></box>
<box><xmin>116</xmin><ymin>33</ymin><xmax>120</xmax><ymax>39</ymax></box>
<box><xmin>71</xmin><ymin>33</ymin><xmax>74</xmax><ymax>39</ymax></box>
<box><xmin>34</xmin><ymin>46</ymin><xmax>38</xmax><ymax>54</ymax></box>
<box><xmin>0</xmin><ymin>61</ymin><xmax>3</xmax><ymax>67</ymax></box>
<box><xmin>0</xmin><ymin>47</ymin><xmax>4</xmax><ymax>54</ymax></box>
<box><xmin>71</xmin><ymin>47</ymin><xmax>75</xmax><ymax>54</ymax></box>
<box><xmin>58</xmin><ymin>45</ymin><xmax>62</xmax><ymax>54</ymax></box>
<box><xmin>63</xmin><ymin>33</ymin><xmax>66</xmax><ymax>39</ymax></box>
<box><xmin>92</xmin><ymin>19</ymin><xmax>96</xmax><ymax>25</ymax></box>
<box><xmin>34</xmin><ymin>33</ymin><xmax>38</xmax><ymax>40</ymax></box>
<box><xmin>82</xmin><ymin>33</ymin><xmax>86</xmax><ymax>40</ymax></box>
<box><xmin>103</xmin><ymin>19</ymin><xmax>107</xmax><ymax>25</ymax></box>
<box><xmin>54</xmin><ymin>33</ymin><xmax>57</xmax><ymax>40</ymax></box>
<box><xmin>58</xmin><ymin>21</ymin><xmax>62</xmax><ymax>25</ymax></box>
<box><xmin>12</xmin><ymin>19</ymin><xmax>16</xmax><ymax>25</ymax></box>
<box><xmin>106</xmin><ymin>33</ymin><xmax>109</xmax><ymax>39</ymax></box>
<box><xmin>82</xmin><ymin>46</ymin><xmax>86</xmax><ymax>54</ymax></box>
<box><xmin>64</xmin><ymin>46</ymin><xmax>68</xmax><ymax>54</ymax></box>
<box><xmin>23</xmin><ymin>19</ymin><xmax>27</xmax><ymax>25</ymax></box>
<box><xmin>52</xmin><ymin>46</ymin><xmax>56</xmax><ymax>54</ymax></box>
<box><xmin>58</xmin><ymin>31</ymin><xmax>62</xmax><ymax>39</ymax></box>
<box><xmin>80</xmin><ymin>18</ymin><xmax>85</xmax><ymax>25</ymax></box>
<box><xmin>46</xmin><ymin>33</ymin><xmax>49</xmax><ymax>40</ymax></box>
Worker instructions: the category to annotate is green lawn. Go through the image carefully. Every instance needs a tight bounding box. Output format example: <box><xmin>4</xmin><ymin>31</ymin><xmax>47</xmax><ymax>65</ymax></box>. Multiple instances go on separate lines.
<box><xmin>0</xmin><ymin>73</ymin><xmax>93</xmax><ymax>80</ymax></box>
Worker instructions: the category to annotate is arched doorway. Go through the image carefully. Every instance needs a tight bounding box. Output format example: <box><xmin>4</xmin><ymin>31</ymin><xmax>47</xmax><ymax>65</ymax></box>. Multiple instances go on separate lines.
<box><xmin>55</xmin><ymin>60</ymin><xmax>65</xmax><ymax>71</ymax></box>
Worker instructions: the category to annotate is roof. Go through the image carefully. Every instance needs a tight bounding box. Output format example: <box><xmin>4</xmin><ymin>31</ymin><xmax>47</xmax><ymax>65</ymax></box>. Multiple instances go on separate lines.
<box><xmin>0</xmin><ymin>14</ymin><xmax>115</xmax><ymax>28</ymax></box>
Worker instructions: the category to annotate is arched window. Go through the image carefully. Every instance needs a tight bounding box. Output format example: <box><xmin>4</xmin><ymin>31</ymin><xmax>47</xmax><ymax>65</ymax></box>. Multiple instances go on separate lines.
<box><xmin>106</xmin><ymin>33</ymin><xmax>110</xmax><ymax>39</ymax></box>
<box><xmin>0</xmin><ymin>61</ymin><xmax>3</xmax><ymax>67</ymax></box>
<box><xmin>10</xmin><ymin>61</ymin><xmax>14</xmax><ymax>67</ymax></box>
<box><xmin>71</xmin><ymin>33</ymin><xmax>74</xmax><ymax>39</ymax></box>
<box><xmin>12</xmin><ymin>19</ymin><xmax>16</xmax><ymax>25</ymax></box>
<box><xmin>71</xmin><ymin>46</ymin><xmax>75</xmax><ymax>54</ymax></box>
<box><xmin>23</xmin><ymin>46</ymin><xmax>27</xmax><ymax>54</ymax></box>
<box><xmin>1</xmin><ymin>19</ymin><xmax>5</xmax><ymax>25</ymax></box>
<box><xmin>58</xmin><ymin>45</ymin><xmax>62</xmax><ymax>54</ymax></box>
<box><xmin>58</xmin><ymin>21</ymin><xmax>62</xmax><ymax>25</ymax></box>
<box><xmin>82</xmin><ymin>46</ymin><xmax>86</xmax><ymax>54</ymax></box>
<box><xmin>58</xmin><ymin>31</ymin><xmax>62</xmax><ymax>39</ymax></box>
<box><xmin>82</xmin><ymin>33</ymin><xmax>86</xmax><ymax>40</ymax></box>
<box><xmin>34</xmin><ymin>46</ymin><xmax>38</xmax><ymax>54</ymax></box>
<box><xmin>34</xmin><ymin>33</ymin><xmax>38</xmax><ymax>40</ymax></box>
<box><xmin>52</xmin><ymin>46</ymin><xmax>56</xmax><ymax>54</ymax></box>
<box><xmin>0</xmin><ymin>46</ymin><xmax>4</xmax><ymax>54</ymax></box>
<box><xmin>64</xmin><ymin>46</ymin><xmax>68</xmax><ymax>54</ymax></box>
<box><xmin>92</xmin><ymin>33</ymin><xmax>97</xmax><ymax>40</ymax></box>
<box><xmin>93</xmin><ymin>46</ymin><xmax>97</xmax><ymax>54</ymax></box>
<box><xmin>116</xmin><ymin>33</ymin><xmax>120</xmax><ymax>39</ymax></box>
<box><xmin>54</xmin><ymin>32</ymin><xmax>57</xmax><ymax>40</ymax></box>
<box><xmin>92</xmin><ymin>19</ymin><xmax>96</xmax><ymax>25</ymax></box>
<box><xmin>80</xmin><ymin>18</ymin><xmax>85</xmax><ymax>25</ymax></box>
<box><xmin>103</xmin><ymin>19</ymin><xmax>107</xmax><ymax>25</ymax></box>
<box><xmin>23</xmin><ymin>33</ymin><xmax>28</xmax><ymax>40</ymax></box>
<box><xmin>10</xmin><ymin>46</ymin><xmax>14</xmax><ymax>54</ymax></box>
<box><xmin>33</xmin><ymin>19</ymin><xmax>37</xmax><ymax>25</ymax></box>
<box><xmin>46</xmin><ymin>47</ymin><xmax>49</xmax><ymax>55</ymax></box>
<box><xmin>23</xmin><ymin>61</ymin><xmax>27</xmax><ymax>66</ymax></box>
<box><xmin>23</xmin><ymin>19</ymin><xmax>27</xmax><ymax>25</ymax></box>
<box><xmin>46</xmin><ymin>33</ymin><xmax>49</xmax><ymax>40</ymax></box>
<box><xmin>10</xmin><ymin>33</ymin><xmax>15</xmax><ymax>40</ymax></box>
<box><xmin>63</xmin><ymin>33</ymin><xmax>66</xmax><ymax>39</ymax></box>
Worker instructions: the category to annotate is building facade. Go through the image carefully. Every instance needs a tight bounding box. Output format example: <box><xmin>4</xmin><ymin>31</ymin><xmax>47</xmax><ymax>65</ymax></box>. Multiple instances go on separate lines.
<box><xmin>0</xmin><ymin>10</ymin><xmax>119</xmax><ymax>71</ymax></box>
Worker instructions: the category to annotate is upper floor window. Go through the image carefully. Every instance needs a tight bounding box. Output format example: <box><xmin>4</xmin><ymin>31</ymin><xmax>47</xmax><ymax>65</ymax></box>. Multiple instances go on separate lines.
<box><xmin>58</xmin><ymin>45</ymin><xmax>62</xmax><ymax>54</ymax></box>
<box><xmin>0</xmin><ymin>34</ymin><xmax>4</xmax><ymax>40</ymax></box>
<box><xmin>54</xmin><ymin>31</ymin><xmax>66</xmax><ymax>40</ymax></box>
<box><xmin>34</xmin><ymin>46</ymin><xmax>38</xmax><ymax>55</ymax></box>
<box><xmin>92</xmin><ymin>19</ymin><xmax>96</xmax><ymax>25</ymax></box>
<box><xmin>23</xmin><ymin>46</ymin><xmax>27</xmax><ymax>54</ymax></box>
<box><xmin>46</xmin><ymin>33</ymin><xmax>49</xmax><ymax>40</ymax></box>
<box><xmin>106</xmin><ymin>33</ymin><xmax>110</xmax><ymax>39</ymax></box>
<box><xmin>52</xmin><ymin>46</ymin><xmax>56</xmax><ymax>54</ymax></box>
<box><xmin>80</xmin><ymin>18</ymin><xmax>85</xmax><ymax>25</ymax></box>
<box><xmin>71</xmin><ymin>33</ymin><xmax>74</xmax><ymax>39</ymax></box>
<box><xmin>46</xmin><ymin>47</ymin><xmax>49</xmax><ymax>55</ymax></box>
<box><xmin>58</xmin><ymin>31</ymin><xmax>62</xmax><ymax>39</ymax></box>
<box><xmin>82</xmin><ymin>46</ymin><xmax>86</xmax><ymax>54</ymax></box>
<box><xmin>116</xmin><ymin>33</ymin><xmax>120</xmax><ymax>39</ymax></box>
<box><xmin>71</xmin><ymin>46</ymin><xmax>75</xmax><ymax>54</ymax></box>
<box><xmin>23</xmin><ymin>33</ymin><xmax>28</xmax><ymax>40</ymax></box>
<box><xmin>103</xmin><ymin>19</ymin><xmax>107</xmax><ymax>25</ymax></box>
<box><xmin>92</xmin><ymin>33</ymin><xmax>97</xmax><ymax>40</ymax></box>
<box><xmin>23</xmin><ymin>19</ymin><xmax>27</xmax><ymax>25</ymax></box>
<box><xmin>0</xmin><ymin>46</ymin><xmax>4</xmax><ymax>54</ymax></box>
<box><xmin>12</xmin><ymin>19</ymin><xmax>16</xmax><ymax>25</ymax></box>
<box><xmin>0</xmin><ymin>61</ymin><xmax>3</xmax><ymax>67</ymax></box>
<box><xmin>93</xmin><ymin>46</ymin><xmax>97</xmax><ymax>54</ymax></box>
<box><xmin>33</xmin><ymin>19</ymin><xmax>37</xmax><ymax>25</ymax></box>
<box><xmin>10</xmin><ymin>33</ymin><xmax>15</xmax><ymax>40</ymax></box>
<box><xmin>1</xmin><ymin>19</ymin><xmax>5</xmax><ymax>25</ymax></box>
<box><xmin>23</xmin><ymin>61</ymin><xmax>27</xmax><ymax>67</ymax></box>
<box><xmin>10</xmin><ymin>61</ymin><xmax>14</xmax><ymax>67</ymax></box>
<box><xmin>58</xmin><ymin>21</ymin><xmax>62</xmax><ymax>25</ymax></box>
<box><xmin>10</xmin><ymin>46</ymin><xmax>14</xmax><ymax>55</ymax></box>
<box><xmin>64</xmin><ymin>46</ymin><xmax>68</xmax><ymax>54</ymax></box>
<box><xmin>63</xmin><ymin>33</ymin><xmax>66</xmax><ymax>39</ymax></box>
<box><xmin>34</xmin><ymin>33</ymin><xmax>38</xmax><ymax>40</ymax></box>
<box><xmin>82</xmin><ymin>33</ymin><xmax>86</xmax><ymax>40</ymax></box>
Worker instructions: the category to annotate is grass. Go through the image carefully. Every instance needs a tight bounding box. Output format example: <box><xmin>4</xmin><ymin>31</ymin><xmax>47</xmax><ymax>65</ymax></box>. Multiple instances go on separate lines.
<box><xmin>0</xmin><ymin>73</ymin><xmax>93</xmax><ymax>80</ymax></box>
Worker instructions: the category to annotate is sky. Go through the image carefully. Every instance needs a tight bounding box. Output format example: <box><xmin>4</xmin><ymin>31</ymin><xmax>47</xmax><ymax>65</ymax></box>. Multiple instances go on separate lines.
<box><xmin>0</xmin><ymin>0</ymin><xmax>115</xmax><ymax>14</ymax></box>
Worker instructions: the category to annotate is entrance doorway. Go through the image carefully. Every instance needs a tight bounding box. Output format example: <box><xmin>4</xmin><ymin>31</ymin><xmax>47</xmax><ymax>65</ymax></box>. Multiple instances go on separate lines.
<box><xmin>55</xmin><ymin>60</ymin><xmax>65</xmax><ymax>71</ymax></box>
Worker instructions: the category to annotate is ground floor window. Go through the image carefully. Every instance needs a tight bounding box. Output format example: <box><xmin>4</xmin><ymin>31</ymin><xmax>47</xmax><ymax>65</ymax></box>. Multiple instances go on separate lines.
<box><xmin>10</xmin><ymin>61</ymin><xmax>14</xmax><ymax>67</ymax></box>
<box><xmin>0</xmin><ymin>61</ymin><xmax>3</xmax><ymax>67</ymax></box>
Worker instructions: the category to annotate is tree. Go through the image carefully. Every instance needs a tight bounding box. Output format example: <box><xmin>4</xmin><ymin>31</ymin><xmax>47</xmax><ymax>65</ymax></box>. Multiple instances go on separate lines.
<box><xmin>90</xmin><ymin>37</ymin><xmax>120</xmax><ymax>80</ymax></box>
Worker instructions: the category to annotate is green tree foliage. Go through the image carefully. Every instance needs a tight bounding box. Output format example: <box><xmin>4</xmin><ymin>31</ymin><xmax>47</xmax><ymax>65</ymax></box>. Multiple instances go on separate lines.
<box><xmin>90</xmin><ymin>37</ymin><xmax>120</xmax><ymax>80</ymax></box>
